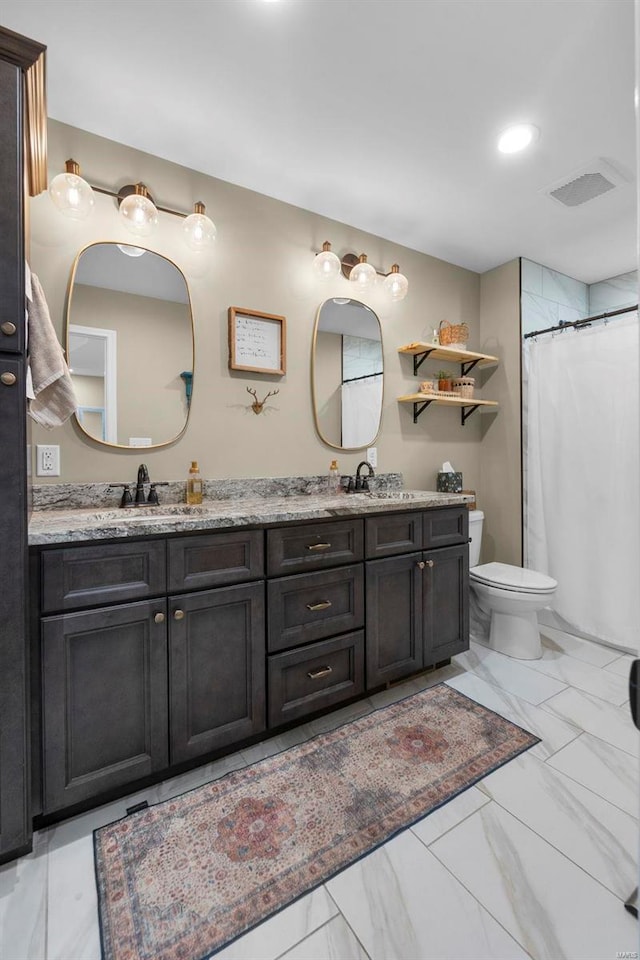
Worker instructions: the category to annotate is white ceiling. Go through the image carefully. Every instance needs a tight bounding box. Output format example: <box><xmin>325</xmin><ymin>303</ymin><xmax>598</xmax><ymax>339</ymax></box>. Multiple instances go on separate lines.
<box><xmin>2</xmin><ymin>0</ymin><xmax>637</xmax><ymax>284</ymax></box>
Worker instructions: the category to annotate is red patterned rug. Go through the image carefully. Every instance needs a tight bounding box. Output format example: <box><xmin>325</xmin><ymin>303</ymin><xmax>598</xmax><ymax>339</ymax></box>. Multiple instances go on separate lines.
<box><xmin>94</xmin><ymin>683</ymin><xmax>538</xmax><ymax>960</ymax></box>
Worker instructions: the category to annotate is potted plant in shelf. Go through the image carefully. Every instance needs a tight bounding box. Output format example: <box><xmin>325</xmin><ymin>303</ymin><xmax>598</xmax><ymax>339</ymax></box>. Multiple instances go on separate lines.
<box><xmin>436</xmin><ymin>370</ymin><xmax>454</xmax><ymax>392</ymax></box>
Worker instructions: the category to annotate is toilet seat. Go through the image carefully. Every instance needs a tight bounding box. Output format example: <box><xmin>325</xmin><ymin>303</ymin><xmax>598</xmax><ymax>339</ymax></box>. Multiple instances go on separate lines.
<box><xmin>470</xmin><ymin>562</ymin><xmax>557</xmax><ymax>595</ymax></box>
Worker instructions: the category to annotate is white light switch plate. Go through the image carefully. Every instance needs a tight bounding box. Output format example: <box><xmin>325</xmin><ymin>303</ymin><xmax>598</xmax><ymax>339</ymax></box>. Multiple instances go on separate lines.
<box><xmin>36</xmin><ymin>444</ymin><xmax>60</xmax><ymax>476</ymax></box>
<box><xmin>366</xmin><ymin>447</ymin><xmax>377</xmax><ymax>468</ymax></box>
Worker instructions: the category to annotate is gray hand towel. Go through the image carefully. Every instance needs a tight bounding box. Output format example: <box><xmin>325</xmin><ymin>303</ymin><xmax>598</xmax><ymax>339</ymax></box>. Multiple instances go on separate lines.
<box><xmin>27</xmin><ymin>273</ymin><xmax>78</xmax><ymax>428</ymax></box>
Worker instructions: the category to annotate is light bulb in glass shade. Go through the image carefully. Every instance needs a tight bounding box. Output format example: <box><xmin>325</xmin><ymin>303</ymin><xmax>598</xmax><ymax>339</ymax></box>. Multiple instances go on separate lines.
<box><xmin>183</xmin><ymin>201</ymin><xmax>217</xmax><ymax>251</ymax></box>
<box><xmin>350</xmin><ymin>253</ymin><xmax>377</xmax><ymax>290</ymax></box>
<box><xmin>49</xmin><ymin>159</ymin><xmax>94</xmax><ymax>220</ymax></box>
<box><xmin>119</xmin><ymin>184</ymin><xmax>158</xmax><ymax>237</ymax></box>
<box><xmin>383</xmin><ymin>264</ymin><xmax>409</xmax><ymax>301</ymax></box>
<box><xmin>313</xmin><ymin>241</ymin><xmax>341</xmax><ymax>281</ymax></box>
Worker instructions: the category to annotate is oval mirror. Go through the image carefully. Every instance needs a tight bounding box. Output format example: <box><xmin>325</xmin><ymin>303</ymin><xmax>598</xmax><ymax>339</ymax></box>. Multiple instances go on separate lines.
<box><xmin>66</xmin><ymin>242</ymin><xmax>194</xmax><ymax>448</ymax></box>
<box><xmin>312</xmin><ymin>298</ymin><xmax>383</xmax><ymax>450</ymax></box>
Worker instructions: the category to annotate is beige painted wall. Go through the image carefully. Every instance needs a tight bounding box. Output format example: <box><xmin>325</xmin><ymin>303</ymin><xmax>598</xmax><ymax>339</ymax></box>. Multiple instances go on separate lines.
<box><xmin>478</xmin><ymin>259</ymin><xmax>522</xmax><ymax>565</ymax></box>
<box><xmin>31</xmin><ymin>119</ymin><xmax>485</xmax><ymax>493</ymax></box>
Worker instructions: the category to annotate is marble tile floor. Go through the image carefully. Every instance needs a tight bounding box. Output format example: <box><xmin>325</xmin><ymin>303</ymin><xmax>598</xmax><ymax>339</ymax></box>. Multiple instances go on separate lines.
<box><xmin>1</xmin><ymin>629</ymin><xmax>638</xmax><ymax>960</ymax></box>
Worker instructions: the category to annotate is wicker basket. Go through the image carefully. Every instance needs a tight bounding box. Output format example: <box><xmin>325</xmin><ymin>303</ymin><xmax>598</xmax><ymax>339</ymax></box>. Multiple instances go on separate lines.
<box><xmin>452</xmin><ymin>376</ymin><xmax>475</xmax><ymax>399</ymax></box>
<box><xmin>439</xmin><ymin>319</ymin><xmax>469</xmax><ymax>348</ymax></box>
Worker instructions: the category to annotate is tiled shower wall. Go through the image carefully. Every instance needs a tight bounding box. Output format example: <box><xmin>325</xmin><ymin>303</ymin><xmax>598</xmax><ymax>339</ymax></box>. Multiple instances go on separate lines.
<box><xmin>521</xmin><ymin>259</ymin><xmax>638</xmax><ymax>335</ymax></box>
<box><xmin>521</xmin><ymin>260</ymin><xmax>588</xmax><ymax>336</ymax></box>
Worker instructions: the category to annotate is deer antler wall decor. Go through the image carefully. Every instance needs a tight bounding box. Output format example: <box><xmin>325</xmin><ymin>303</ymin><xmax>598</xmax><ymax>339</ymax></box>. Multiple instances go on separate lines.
<box><xmin>247</xmin><ymin>386</ymin><xmax>279</xmax><ymax>414</ymax></box>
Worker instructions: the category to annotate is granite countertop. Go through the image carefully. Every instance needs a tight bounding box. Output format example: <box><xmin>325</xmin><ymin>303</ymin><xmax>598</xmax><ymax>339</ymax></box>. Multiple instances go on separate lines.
<box><xmin>29</xmin><ymin>490</ymin><xmax>473</xmax><ymax>546</ymax></box>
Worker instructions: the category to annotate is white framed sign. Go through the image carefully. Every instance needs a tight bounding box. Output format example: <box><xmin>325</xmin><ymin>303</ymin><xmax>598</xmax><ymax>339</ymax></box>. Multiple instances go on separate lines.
<box><xmin>228</xmin><ymin>306</ymin><xmax>286</xmax><ymax>375</ymax></box>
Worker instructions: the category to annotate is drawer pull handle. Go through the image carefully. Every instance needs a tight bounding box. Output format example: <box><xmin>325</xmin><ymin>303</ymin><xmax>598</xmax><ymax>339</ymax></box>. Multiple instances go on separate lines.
<box><xmin>0</xmin><ymin>321</ymin><xmax>17</xmax><ymax>336</ymax></box>
<box><xmin>0</xmin><ymin>372</ymin><xmax>17</xmax><ymax>386</ymax></box>
<box><xmin>173</xmin><ymin>609</ymin><xmax>185</xmax><ymax>620</ymax></box>
<box><xmin>154</xmin><ymin>612</ymin><xmax>165</xmax><ymax>624</ymax></box>
<box><xmin>306</xmin><ymin>600</ymin><xmax>332</xmax><ymax>612</ymax></box>
<box><xmin>306</xmin><ymin>542</ymin><xmax>332</xmax><ymax>551</ymax></box>
<box><xmin>307</xmin><ymin>666</ymin><xmax>333</xmax><ymax>680</ymax></box>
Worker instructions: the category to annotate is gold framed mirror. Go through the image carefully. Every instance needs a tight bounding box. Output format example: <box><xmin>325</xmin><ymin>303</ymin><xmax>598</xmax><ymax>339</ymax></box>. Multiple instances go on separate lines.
<box><xmin>65</xmin><ymin>242</ymin><xmax>195</xmax><ymax>449</ymax></box>
<box><xmin>311</xmin><ymin>298</ymin><xmax>384</xmax><ymax>450</ymax></box>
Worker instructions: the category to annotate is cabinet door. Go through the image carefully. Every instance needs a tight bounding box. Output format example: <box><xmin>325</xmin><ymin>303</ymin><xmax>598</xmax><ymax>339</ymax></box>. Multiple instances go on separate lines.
<box><xmin>42</xmin><ymin>600</ymin><xmax>169</xmax><ymax>814</ymax></box>
<box><xmin>169</xmin><ymin>582</ymin><xmax>265</xmax><ymax>764</ymax></box>
<box><xmin>365</xmin><ymin>553</ymin><xmax>424</xmax><ymax>688</ymax></box>
<box><xmin>423</xmin><ymin>543</ymin><xmax>469</xmax><ymax>666</ymax></box>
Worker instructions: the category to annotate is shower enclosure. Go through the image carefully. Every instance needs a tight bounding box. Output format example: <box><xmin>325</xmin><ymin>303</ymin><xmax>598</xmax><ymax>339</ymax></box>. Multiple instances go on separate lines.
<box><xmin>523</xmin><ymin>263</ymin><xmax>639</xmax><ymax>655</ymax></box>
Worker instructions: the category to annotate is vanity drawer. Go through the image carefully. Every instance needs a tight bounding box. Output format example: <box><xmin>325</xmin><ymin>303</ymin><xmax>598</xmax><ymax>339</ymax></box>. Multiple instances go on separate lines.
<box><xmin>268</xmin><ymin>630</ymin><xmax>364</xmax><ymax>727</ymax></box>
<box><xmin>423</xmin><ymin>507</ymin><xmax>469</xmax><ymax>548</ymax></box>
<box><xmin>41</xmin><ymin>540</ymin><xmax>166</xmax><ymax>613</ymax></box>
<box><xmin>365</xmin><ymin>511</ymin><xmax>423</xmax><ymax>559</ymax></box>
<box><xmin>168</xmin><ymin>530</ymin><xmax>264</xmax><ymax>591</ymax></box>
<box><xmin>267</xmin><ymin>564</ymin><xmax>364</xmax><ymax>652</ymax></box>
<box><xmin>266</xmin><ymin>519</ymin><xmax>363</xmax><ymax>576</ymax></box>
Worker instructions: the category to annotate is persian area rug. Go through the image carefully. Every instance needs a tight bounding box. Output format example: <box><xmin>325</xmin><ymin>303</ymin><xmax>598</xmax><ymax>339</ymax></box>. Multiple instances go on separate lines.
<box><xmin>94</xmin><ymin>683</ymin><xmax>539</xmax><ymax>960</ymax></box>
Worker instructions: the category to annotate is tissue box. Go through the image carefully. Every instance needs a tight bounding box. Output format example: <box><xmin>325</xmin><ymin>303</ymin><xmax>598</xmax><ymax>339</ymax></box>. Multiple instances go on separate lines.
<box><xmin>437</xmin><ymin>471</ymin><xmax>463</xmax><ymax>493</ymax></box>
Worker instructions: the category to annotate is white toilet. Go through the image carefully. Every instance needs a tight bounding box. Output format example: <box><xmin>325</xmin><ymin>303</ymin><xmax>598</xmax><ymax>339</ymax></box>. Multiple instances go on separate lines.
<box><xmin>468</xmin><ymin>510</ymin><xmax>557</xmax><ymax>660</ymax></box>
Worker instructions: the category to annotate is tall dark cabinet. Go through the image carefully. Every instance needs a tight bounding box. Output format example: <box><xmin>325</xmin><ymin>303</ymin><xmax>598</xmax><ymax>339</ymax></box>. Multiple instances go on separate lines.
<box><xmin>0</xmin><ymin>26</ymin><xmax>46</xmax><ymax>864</ymax></box>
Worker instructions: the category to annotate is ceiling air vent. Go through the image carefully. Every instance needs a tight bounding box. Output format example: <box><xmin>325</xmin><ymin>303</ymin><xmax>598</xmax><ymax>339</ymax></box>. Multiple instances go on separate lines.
<box><xmin>544</xmin><ymin>159</ymin><xmax>628</xmax><ymax>208</ymax></box>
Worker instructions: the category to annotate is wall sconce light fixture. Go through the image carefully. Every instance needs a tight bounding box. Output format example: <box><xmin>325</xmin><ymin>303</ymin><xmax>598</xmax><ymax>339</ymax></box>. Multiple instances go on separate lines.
<box><xmin>313</xmin><ymin>241</ymin><xmax>409</xmax><ymax>301</ymax></box>
<box><xmin>48</xmin><ymin>158</ymin><xmax>217</xmax><ymax>252</ymax></box>
<box><xmin>48</xmin><ymin>159</ymin><xmax>95</xmax><ymax>220</ymax></box>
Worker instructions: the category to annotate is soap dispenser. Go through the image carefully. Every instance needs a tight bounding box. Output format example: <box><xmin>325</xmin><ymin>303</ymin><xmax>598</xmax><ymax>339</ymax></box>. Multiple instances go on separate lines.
<box><xmin>186</xmin><ymin>461</ymin><xmax>203</xmax><ymax>505</ymax></box>
<box><xmin>328</xmin><ymin>459</ymin><xmax>340</xmax><ymax>494</ymax></box>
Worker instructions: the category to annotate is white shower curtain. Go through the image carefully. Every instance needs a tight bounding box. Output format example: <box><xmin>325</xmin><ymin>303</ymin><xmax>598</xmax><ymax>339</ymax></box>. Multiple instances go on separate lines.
<box><xmin>526</xmin><ymin>314</ymin><xmax>639</xmax><ymax>652</ymax></box>
<box><xmin>341</xmin><ymin>375</ymin><xmax>382</xmax><ymax>448</ymax></box>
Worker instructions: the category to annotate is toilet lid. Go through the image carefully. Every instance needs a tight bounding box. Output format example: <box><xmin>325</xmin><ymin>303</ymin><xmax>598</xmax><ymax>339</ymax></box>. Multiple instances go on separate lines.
<box><xmin>470</xmin><ymin>562</ymin><xmax>557</xmax><ymax>593</ymax></box>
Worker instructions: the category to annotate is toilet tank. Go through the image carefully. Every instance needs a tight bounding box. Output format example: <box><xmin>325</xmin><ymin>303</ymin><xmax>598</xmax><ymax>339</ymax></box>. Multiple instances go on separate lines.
<box><xmin>468</xmin><ymin>509</ymin><xmax>484</xmax><ymax>567</ymax></box>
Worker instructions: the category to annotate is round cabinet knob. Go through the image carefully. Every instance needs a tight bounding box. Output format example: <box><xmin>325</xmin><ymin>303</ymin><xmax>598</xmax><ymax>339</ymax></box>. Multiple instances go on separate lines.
<box><xmin>154</xmin><ymin>612</ymin><xmax>165</xmax><ymax>624</ymax></box>
<box><xmin>0</xmin><ymin>372</ymin><xmax>17</xmax><ymax>386</ymax></box>
<box><xmin>417</xmin><ymin>561</ymin><xmax>426</xmax><ymax>569</ymax></box>
<box><xmin>0</xmin><ymin>322</ymin><xmax>17</xmax><ymax>336</ymax></box>
<box><xmin>426</xmin><ymin>559</ymin><xmax>435</xmax><ymax>568</ymax></box>
<box><xmin>173</xmin><ymin>609</ymin><xmax>185</xmax><ymax>620</ymax></box>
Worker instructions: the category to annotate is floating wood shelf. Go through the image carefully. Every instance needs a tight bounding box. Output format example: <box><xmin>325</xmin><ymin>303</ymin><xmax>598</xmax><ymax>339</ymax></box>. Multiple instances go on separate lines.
<box><xmin>397</xmin><ymin>393</ymin><xmax>499</xmax><ymax>426</ymax></box>
<box><xmin>398</xmin><ymin>342</ymin><xmax>499</xmax><ymax>377</ymax></box>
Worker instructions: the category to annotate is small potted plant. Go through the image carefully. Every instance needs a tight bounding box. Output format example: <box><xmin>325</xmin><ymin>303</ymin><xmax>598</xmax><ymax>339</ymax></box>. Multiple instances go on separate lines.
<box><xmin>436</xmin><ymin>369</ymin><xmax>454</xmax><ymax>392</ymax></box>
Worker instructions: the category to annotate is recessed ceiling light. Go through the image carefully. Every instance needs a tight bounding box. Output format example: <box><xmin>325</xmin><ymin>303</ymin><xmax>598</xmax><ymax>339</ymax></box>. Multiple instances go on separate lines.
<box><xmin>497</xmin><ymin>124</ymin><xmax>539</xmax><ymax>154</ymax></box>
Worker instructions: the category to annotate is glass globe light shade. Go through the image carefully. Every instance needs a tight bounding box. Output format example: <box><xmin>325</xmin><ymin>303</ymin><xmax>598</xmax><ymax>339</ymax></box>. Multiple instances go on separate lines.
<box><xmin>49</xmin><ymin>160</ymin><xmax>94</xmax><ymax>220</ymax></box>
<box><xmin>119</xmin><ymin>185</ymin><xmax>158</xmax><ymax>238</ymax></box>
<box><xmin>349</xmin><ymin>254</ymin><xmax>377</xmax><ymax>291</ymax></box>
<box><xmin>183</xmin><ymin>202</ymin><xmax>217</xmax><ymax>251</ymax></box>
<box><xmin>117</xmin><ymin>244</ymin><xmax>147</xmax><ymax>258</ymax></box>
<box><xmin>313</xmin><ymin>241</ymin><xmax>341</xmax><ymax>281</ymax></box>
<box><xmin>383</xmin><ymin>264</ymin><xmax>409</xmax><ymax>301</ymax></box>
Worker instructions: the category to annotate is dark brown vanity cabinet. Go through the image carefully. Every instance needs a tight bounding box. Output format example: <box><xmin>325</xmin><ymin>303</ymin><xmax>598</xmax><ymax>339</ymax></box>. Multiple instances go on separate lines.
<box><xmin>34</xmin><ymin>506</ymin><xmax>468</xmax><ymax>821</ymax></box>
<box><xmin>37</xmin><ymin>531</ymin><xmax>266</xmax><ymax>815</ymax></box>
<box><xmin>365</xmin><ymin>508</ymin><xmax>469</xmax><ymax>688</ymax></box>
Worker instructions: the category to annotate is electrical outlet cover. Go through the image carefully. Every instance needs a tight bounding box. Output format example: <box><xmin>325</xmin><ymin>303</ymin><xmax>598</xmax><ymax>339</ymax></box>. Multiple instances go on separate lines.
<box><xmin>367</xmin><ymin>447</ymin><xmax>378</xmax><ymax>468</ymax></box>
<box><xmin>36</xmin><ymin>444</ymin><xmax>60</xmax><ymax>476</ymax></box>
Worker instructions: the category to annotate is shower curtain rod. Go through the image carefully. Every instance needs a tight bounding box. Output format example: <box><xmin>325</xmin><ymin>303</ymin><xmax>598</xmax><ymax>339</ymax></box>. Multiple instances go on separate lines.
<box><xmin>523</xmin><ymin>303</ymin><xmax>637</xmax><ymax>339</ymax></box>
<box><xmin>341</xmin><ymin>371</ymin><xmax>383</xmax><ymax>384</ymax></box>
